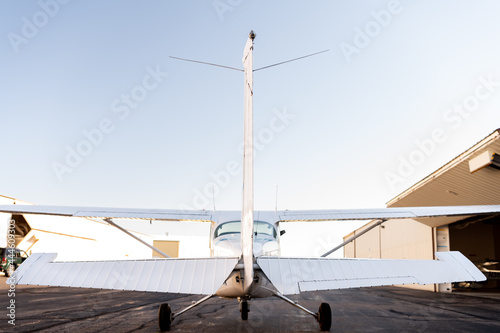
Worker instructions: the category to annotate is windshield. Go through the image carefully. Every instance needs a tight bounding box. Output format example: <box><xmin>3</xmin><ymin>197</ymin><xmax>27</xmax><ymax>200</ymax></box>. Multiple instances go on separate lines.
<box><xmin>214</xmin><ymin>221</ymin><xmax>277</xmax><ymax>238</ymax></box>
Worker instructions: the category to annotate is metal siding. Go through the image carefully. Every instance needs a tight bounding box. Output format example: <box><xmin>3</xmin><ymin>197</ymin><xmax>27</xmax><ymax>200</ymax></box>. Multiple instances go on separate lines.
<box><xmin>388</xmin><ymin>132</ymin><xmax>500</xmax><ymax>210</ymax></box>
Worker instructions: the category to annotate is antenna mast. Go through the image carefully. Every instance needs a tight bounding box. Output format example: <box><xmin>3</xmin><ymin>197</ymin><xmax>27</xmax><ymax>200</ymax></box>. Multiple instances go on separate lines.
<box><xmin>275</xmin><ymin>185</ymin><xmax>279</xmax><ymax>213</ymax></box>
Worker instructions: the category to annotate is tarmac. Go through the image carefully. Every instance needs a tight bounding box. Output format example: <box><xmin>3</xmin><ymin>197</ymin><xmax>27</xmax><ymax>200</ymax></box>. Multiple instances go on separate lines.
<box><xmin>1</xmin><ymin>275</ymin><xmax>499</xmax><ymax>332</ymax></box>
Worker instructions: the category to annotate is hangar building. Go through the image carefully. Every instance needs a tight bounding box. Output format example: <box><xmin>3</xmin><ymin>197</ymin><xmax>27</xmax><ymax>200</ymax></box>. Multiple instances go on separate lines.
<box><xmin>344</xmin><ymin>129</ymin><xmax>500</xmax><ymax>292</ymax></box>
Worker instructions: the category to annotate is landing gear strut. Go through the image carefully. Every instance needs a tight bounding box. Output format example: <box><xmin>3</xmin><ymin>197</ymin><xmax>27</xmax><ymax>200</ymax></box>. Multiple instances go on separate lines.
<box><xmin>274</xmin><ymin>292</ymin><xmax>332</xmax><ymax>331</ymax></box>
<box><xmin>158</xmin><ymin>294</ymin><xmax>215</xmax><ymax>331</ymax></box>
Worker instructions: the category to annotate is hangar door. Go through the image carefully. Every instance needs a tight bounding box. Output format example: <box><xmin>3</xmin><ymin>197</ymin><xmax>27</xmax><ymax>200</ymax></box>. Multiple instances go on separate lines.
<box><xmin>449</xmin><ymin>215</ymin><xmax>500</xmax><ymax>289</ymax></box>
<box><xmin>152</xmin><ymin>240</ymin><xmax>180</xmax><ymax>258</ymax></box>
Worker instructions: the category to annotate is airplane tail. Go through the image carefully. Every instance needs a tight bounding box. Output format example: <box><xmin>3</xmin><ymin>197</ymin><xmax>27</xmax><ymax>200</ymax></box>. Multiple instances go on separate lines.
<box><xmin>241</xmin><ymin>30</ymin><xmax>255</xmax><ymax>294</ymax></box>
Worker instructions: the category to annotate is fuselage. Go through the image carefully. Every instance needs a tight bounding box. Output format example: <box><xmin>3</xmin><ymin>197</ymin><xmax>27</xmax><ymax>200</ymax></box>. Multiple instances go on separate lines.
<box><xmin>208</xmin><ymin>211</ymin><xmax>283</xmax><ymax>298</ymax></box>
<box><xmin>209</xmin><ymin>211</ymin><xmax>283</xmax><ymax>258</ymax></box>
<box><xmin>211</xmin><ymin>220</ymin><xmax>280</xmax><ymax>257</ymax></box>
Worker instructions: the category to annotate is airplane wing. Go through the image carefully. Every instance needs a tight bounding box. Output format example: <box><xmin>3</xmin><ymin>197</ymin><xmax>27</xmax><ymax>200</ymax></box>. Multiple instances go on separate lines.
<box><xmin>9</xmin><ymin>253</ymin><xmax>239</xmax><ymax>295</ymax></box>
<box><xmin>257</xmin><ymin>252</ymin><xmax>486</xmax><ymax>295</ymax></box>
<box><xmin>0</xmin><ymin>205</ymin><xmax>213</xmax><ymax>221</ymax></box>
<box><xmin>3</xmin><ymin>204</ymin><xmax>500</xmax><ymax>222</ymax></box>
<box><xmin>277</xmin><ymin>205</ymin><xmax>500</xmax><ymax>222</ymax></box>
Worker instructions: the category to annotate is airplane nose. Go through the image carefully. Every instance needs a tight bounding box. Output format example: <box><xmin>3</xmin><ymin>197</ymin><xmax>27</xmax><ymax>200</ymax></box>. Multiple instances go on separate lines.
<box><xmin>213</xmin><ymin>239</ymin><xmax>242</xmax><ymax>257</ymax></box>
<box><xmin>253</xmin><ymin>239</ymin><xmax>279</xmax><ymax>257</ymax></box>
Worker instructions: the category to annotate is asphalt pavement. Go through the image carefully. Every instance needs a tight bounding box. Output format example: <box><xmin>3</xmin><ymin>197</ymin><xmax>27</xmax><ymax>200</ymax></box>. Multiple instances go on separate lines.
<box><xmin>1</xmin><ymin>275</ymin><xmax>499</xmax><ymax>332</ymax></box>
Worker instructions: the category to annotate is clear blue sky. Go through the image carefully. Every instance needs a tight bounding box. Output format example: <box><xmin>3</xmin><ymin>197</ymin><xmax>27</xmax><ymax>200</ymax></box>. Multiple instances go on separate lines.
<box><xmin>1</xmin><ymin>0</ymin><xmax>500</xmax><ymax>214</ymax></box>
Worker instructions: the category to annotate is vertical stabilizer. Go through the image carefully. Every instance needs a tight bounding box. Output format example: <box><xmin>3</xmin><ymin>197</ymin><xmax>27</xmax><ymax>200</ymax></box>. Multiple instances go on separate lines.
<box><xmin>241</xmin><ymin>30</ymin><xmax>255</xmax><ymax>294</ymax></box>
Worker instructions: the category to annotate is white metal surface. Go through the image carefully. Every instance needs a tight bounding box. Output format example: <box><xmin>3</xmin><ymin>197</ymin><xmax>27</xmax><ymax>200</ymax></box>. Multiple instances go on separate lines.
<box><xmin>2</xmin><ymin>205</ymin><xmax>499</xmax><ymax>225</ymax></box>
<box><xmin>0</xmin><ymin>205</ymin><xmax>213</xmax><ymax>221</ymax></box>
<box><xmin>11</xmin><ymin>253</ymin><xmax>239</xmax><ymax>295</ymax></box>
<box><xmin>277</xmin><ymin>205</ymin><xmax>500</xmax><ymax>225</ymax></box>
<box><xmin>241</xmin><ymin>31</ymin><xmax>255</xmax><ymax>294</ymax></box>
<box><xmin>104</xmin><ymin>218</ymin><xmax>170</xmax><ymax>258</ymax></box>
<box><xmin>469</xmin><ymin>150</ymin><xmax>495</xmax><ymax>173</ymax></box>
<box><xmin>257</xmin><ymin>251</ymin><xmax>486</xmax><ymax>295</ymax></box>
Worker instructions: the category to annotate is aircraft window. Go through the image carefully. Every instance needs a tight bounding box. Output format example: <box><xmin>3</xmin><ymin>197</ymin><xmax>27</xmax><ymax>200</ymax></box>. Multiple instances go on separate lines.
<box><xmin>214</xmin><ymin>221</ymin><xmax>241</xmax><ymax>238</ymax></box>
<box><xmin>214</xmin><ymin>221</ymin><xmax>277</xmax><ymax>238</ymax></box>
<box><xmin>254</xmin><ymin>221</ymin><xmax>277</xmax><ymax>238</ymax></box>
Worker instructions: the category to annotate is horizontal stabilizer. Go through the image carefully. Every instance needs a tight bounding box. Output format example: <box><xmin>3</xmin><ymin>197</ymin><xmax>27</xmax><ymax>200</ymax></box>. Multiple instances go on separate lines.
<box><xmin>9</xmin><ymin>253</ymin><xmax>239</xmax><ymax>295</ymax></box>
<box><xmin>257</xmin><ymin>252</ymin><xmax>486</xmax><ymax>295</ymax></box>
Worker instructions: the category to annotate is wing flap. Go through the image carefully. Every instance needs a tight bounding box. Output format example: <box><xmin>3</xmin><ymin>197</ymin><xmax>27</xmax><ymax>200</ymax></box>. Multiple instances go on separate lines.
<box><xmin>9</xmin><ymin>253</ymin><xmax>239</xmax><ymax>295</ymax></box>
<box><xmin>257</xmin><ymin>252</ymin><xmax>486</xmax><ymax>295</ymax></box>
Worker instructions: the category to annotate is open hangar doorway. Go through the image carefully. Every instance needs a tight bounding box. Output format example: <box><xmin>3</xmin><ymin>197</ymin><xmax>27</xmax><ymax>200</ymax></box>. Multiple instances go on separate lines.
<box><xmin>448</xmin><ymin>215</ymin><xmax>500</xmax><ymax>290</ymax></box>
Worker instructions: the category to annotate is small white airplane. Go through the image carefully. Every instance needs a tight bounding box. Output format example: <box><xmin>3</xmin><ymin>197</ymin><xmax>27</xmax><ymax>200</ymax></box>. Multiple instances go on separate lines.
<box><xmin>1</xmin><ymin>31</ymin><xmax>498</xmax><ymax>331</ymax></box>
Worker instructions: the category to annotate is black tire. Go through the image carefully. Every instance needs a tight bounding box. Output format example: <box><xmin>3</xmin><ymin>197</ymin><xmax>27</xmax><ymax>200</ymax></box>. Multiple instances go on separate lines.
<box><xmin>241</xmin><ymin>301</ymin><xmax>249</xmax><ymax>320</ymax></box>
<box><xmin>317</xmin><ymin>302</ymin><xmax>331</xmax><ymax>331</ymax></box>
<box><xmin>158</xmin><ymin>303</ymin><xmax>172</xmax><ymax>331</ymax></box>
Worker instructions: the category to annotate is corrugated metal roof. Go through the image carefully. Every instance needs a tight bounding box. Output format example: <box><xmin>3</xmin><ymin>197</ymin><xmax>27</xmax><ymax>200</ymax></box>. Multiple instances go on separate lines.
<box><xmin>387</xmin><ymin>129</ymin><xmax>500</xmax><ymax>209</ymax></box>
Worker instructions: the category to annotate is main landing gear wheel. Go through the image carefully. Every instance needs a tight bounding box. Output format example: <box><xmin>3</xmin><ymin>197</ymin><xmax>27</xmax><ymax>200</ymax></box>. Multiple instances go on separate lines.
<box><xmin>158</xmin><ymin>303</ymin><xmax>172</xmax><ymax>331</ymax></box>
<box><xmin>317</xmin><ymin>302</ymin><xmax>331</xmax><ymax>331</ymax></box>
<box><xmin>240</xmin><ymin>301</ymin><xmax>249</xmax><ymax>320</ymax></box>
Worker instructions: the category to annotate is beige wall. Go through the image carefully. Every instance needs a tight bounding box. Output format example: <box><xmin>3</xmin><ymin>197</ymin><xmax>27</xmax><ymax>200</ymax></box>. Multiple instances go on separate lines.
<box><xmin>343</xmin><ymin>222</ymin><xmax>381</xmax><ymax>259</ymax></box>
<box><xmin>344</xmin><ymin>219</ymin><xmax>433</xmax><ymax>260</ymax></box>
<box><xmin>344</xmin><ymin>218</ymin><xmax>435</xmax><ymax>291</ymax></box>
<box><xmin>153</xmin><ymin>240</ymin><xmax>180</xmax><ymax>258</ymax></box>
<box><xmin>355</xmin><ymin>225</ymin><xmax>380</xmax><ymax>259</ymax></box>
<box><xmin>380</xmin><ymin>219</ymin><xmax>433</xmax><ymax>260</ymax></box>
<box><xmin>344</xmin><ymin>231</ymin><xmax>355</xmax><ymax>258</ymax></box>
